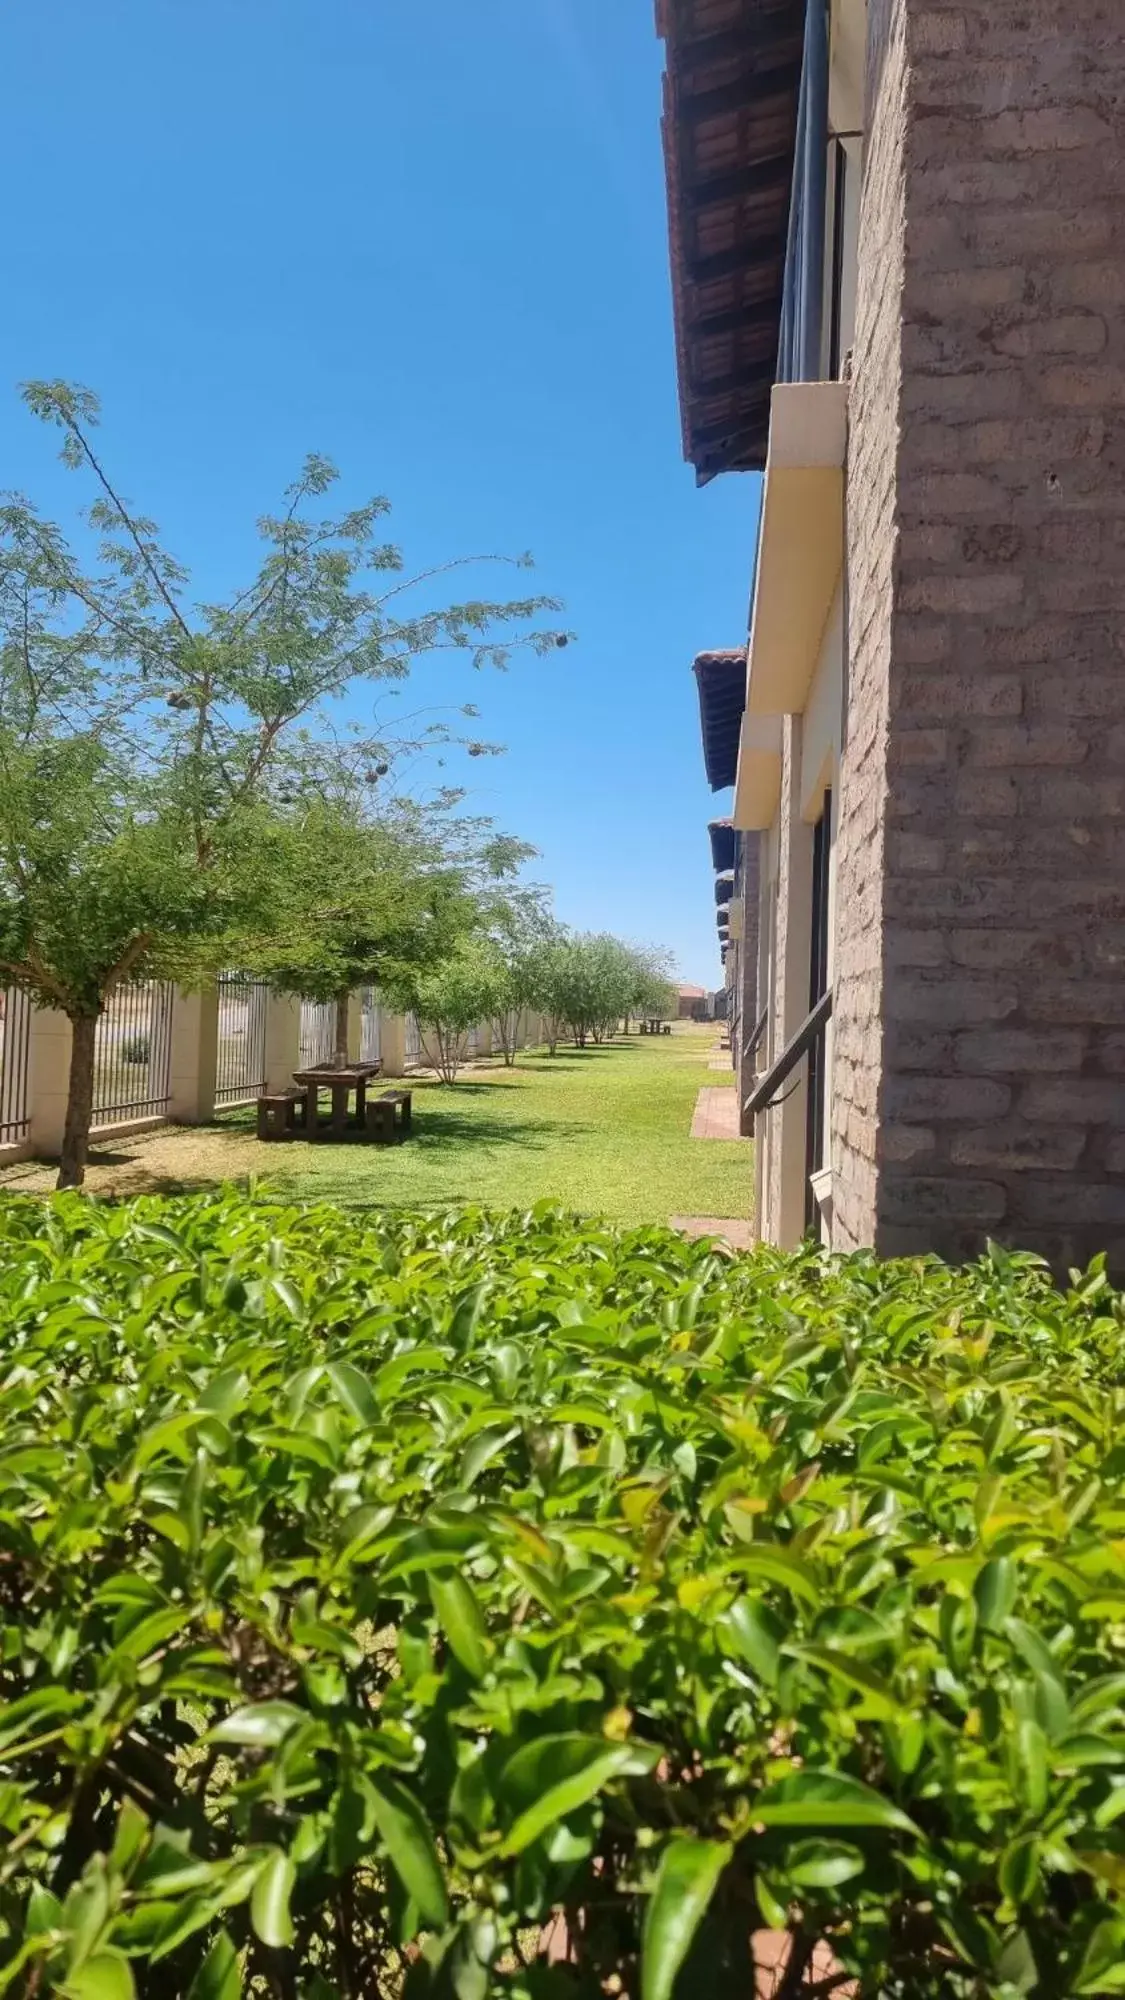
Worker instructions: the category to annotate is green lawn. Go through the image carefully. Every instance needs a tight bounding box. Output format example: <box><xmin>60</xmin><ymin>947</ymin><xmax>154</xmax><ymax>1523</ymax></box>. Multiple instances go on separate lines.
<box><xmin>8</xmin><ymin>1027</ymin><xmax>752</xmax><ymax>1227</ymax></box>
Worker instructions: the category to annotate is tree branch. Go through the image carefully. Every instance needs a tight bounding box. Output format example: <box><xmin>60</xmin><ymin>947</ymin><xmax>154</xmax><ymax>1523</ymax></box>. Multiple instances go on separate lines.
<box><xmin>57</xmin><ymin>410</ymin><xmax>193</xmax><ymax>641</ymax></box>
<box><xmin>103</xmin><ymin>933</ymin><xmax>152</xmax><ymax>993</ymax></box>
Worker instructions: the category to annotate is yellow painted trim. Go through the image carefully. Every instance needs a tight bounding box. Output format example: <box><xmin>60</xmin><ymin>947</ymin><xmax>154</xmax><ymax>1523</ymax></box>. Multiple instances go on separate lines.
<box><xmin>733</xmin><ymin>712</ymin><xmax>782</xmax><ymax>831</ymax></box>
<box><xmin>747</xmin><ymin>383</ymin><xmax>848</xmax><ymax>720</ymax></box>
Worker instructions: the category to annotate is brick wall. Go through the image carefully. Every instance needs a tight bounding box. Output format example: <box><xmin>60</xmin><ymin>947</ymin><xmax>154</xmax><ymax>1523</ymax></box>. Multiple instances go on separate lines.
<box><xmin>831</xmin><ymin>0</ymin><xmax>907</xmax><ymax>1250</ymax></box>
<box><xmin>842</xmin><ymin>0</ymin><xmax>1125</xmax><ymax>1270</ymax></box>
<box><xmin>737</xmin><ymin>833</ymin><xmax>761</xmax><ymax>1136</ymax></box>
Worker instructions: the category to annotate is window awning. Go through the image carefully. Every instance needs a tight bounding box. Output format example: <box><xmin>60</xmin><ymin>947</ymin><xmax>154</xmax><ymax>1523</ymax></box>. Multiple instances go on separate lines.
<box><xmin>708</xmin><ymin>818</ymin><xmax>736</xmax><ymax>873</ymax></box>
<box><xmin>693</xmin><ymin>649</ymin><xmax>747</xmax><ymax>791</ymax></box>
<box><xmin>714</xmin><ymin>869</ymin><xmax>735</xmax><ymax>906</ymax></box>
<box><xmin>657</xmin><ymin>0</ymin><xmax>807</xmax><ymax>482</ymax></box>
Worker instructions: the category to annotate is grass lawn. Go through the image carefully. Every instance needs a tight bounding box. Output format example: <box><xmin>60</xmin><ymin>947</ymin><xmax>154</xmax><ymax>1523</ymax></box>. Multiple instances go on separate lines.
<box><xmin>0</xmin><ymin>1026</ymin><xmax>751</xmax><ymax>1227</ymax></box>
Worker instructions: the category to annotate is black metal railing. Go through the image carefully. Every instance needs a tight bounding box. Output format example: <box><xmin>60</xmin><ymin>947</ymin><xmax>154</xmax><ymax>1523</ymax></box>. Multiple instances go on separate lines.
<box><xmin>216</xmin><ymin>975</ymin><xmax>269</xmax><ymax>1107</ymax></box>
<box><xmin>743</xmin><ymin>1006</ymin><xmax>769</xmax><ymax>1065</ymax></box>
<box><xmin>745</xmin><ymin>989</ymin><xmax>833</xmax><ymax>1119</ymax></box>
<box><xmin>0</xmin><ymin>987</ymin><xmax>32</xmax><ymax>1145</ymax></box>
<box><xmin>91</xmin><ymin>981</ymin><xmax>175</xmax><ymax>1128</ymax></box>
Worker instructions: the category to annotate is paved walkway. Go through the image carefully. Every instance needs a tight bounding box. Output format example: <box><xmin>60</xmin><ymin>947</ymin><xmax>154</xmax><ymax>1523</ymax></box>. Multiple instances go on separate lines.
<box><xmin>671</xmin><ymin>1214</ymin><xmax>753</xmax><ymax>1250</ymax></box>
<box><xmin>690</xmin><ymin>1086</ymin><xmax>744</xmax><ymax>1141</ymax></box>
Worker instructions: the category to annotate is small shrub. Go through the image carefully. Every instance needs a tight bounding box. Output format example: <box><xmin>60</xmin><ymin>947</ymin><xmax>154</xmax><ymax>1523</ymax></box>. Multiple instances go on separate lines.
<box><xmin>118</xmin><ymin>1032</ymin><xmax>151</xmax><ymax>1066</ymax></box>
<box><xmin>2</xmin><ymin>1197</ymin><xmax>1125</xmax><ymax>1997</ymax></box>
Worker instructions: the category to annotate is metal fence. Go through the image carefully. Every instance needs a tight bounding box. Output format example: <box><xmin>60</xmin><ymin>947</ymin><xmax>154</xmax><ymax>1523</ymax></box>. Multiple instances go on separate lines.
<box><xmin>299</xmin><ymin>1000</ymin><xmax>336</xmax><ymax>1069</ymax></box>
<box><xmin>0</xmin><ymin>987</ymin><xmax>31</xmax><ymax>1146</ymax></box>
<box><xmin>405</xmin><ymin>1012</ymin><xmax>421</xmax><ymax>1065</ymax></box>
<box><xmin>361</xmin><ymin>988</ymin><xmax>381</xmax><ymax>1064</ymax></box>
<box><xmin>91</xmin><ymin>981</ymin><xmax>175</xmax><ymax>1129</ymax></box>
<box><xmin>216</xmin><ymin>974</ymin><xmax>269</xmax><ymax>1107</ymax></box>
<box><xmin>467</xmin><ymin>1025</ymin><xmax>479</xmax><ymax>1058</ymax></box>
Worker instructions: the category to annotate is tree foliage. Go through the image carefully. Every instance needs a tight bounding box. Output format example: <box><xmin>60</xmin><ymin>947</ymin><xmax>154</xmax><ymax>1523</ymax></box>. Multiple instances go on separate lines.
<box><xmin>0</xmin><ymin>381</ymin><xmax>563</xmax><ymax>1183</ymax></box>
<box><xmin>481</xmin><ymin>889</ymin><xmax>560</xmax><ymax>1067</ymax></box>
<box><xmin>4</xmin><ymin>1196</ymin><xmax>1125</xmax><ymax>1997</ymax></box>
<box><xmin>399</xmin><ymin>942</ymin><xmax>505</xmax><ymax>1084</ymax></box>
<box><xmin>535</xmin><ymin>935</ymin><xmax>675</xmax><ymax>1049</ymax></box>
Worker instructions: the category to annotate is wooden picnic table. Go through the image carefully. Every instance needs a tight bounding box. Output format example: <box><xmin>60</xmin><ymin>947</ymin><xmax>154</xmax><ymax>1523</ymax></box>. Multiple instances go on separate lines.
<box><xmin>291</xmin><ymin>1060</ymin><xmax>383</xmax><ymax>1141</ymax></box>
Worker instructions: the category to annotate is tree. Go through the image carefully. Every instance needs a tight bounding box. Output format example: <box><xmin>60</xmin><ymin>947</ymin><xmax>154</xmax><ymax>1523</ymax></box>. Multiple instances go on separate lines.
<box><xmin>236</xmin><ymin>800</ymin><xmax>471</xmax><ymax>1062</ymax></box>
<box><xmin>536</xmin><ymin>933</ymin><xmax>631</xmax><ymax>1048</ymax></box>
<box><xmin>399</xmin><ymin>941</ymin><xmax>503</xmax><ymax>1084</ymax></box>
<box><xmin>0</xmin><ymin>380</ymin><xmax>565</xmax><ymax>1185</ymax></box>
<box><xmin>483</xmin><ymin>885</ymin><xmax>559</xmax><ymax>1066</ymax></box>
<box><xmin>622</xmin><ymin>940</ymin><xmax>678</xmax><ymax>1034</ymax></box>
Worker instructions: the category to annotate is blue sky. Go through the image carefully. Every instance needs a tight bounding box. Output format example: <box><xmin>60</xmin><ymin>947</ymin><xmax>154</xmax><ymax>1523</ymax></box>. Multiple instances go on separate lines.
<box><xmin>0</xmin><ymin>0</ymin><xmax>759</xmax><ymax>984</ymax></box>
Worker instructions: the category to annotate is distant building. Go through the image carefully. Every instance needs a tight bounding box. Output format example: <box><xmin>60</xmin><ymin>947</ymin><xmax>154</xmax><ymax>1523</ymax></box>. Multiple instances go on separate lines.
<box><xmin>675</xmin><ymin>982</ymin><xmax>709</xmax><ymax>1021</ymax></box>
<box><xmin>659</xmin><ymin>0</ymin><xmax>1125</xmax><ymax>1273</ymax></box>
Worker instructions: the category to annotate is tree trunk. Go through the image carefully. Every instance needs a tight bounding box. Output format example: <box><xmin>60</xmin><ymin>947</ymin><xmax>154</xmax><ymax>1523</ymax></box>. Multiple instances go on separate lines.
<box><xmin>334</xmin><ymin>989</ymin><xmax>350</xmax><ymax>1066</ymax></box>
<box><xmin>57</xmin><ymin>1012</ymin><xmax>98</xmax><ymax>1192</ymax></box>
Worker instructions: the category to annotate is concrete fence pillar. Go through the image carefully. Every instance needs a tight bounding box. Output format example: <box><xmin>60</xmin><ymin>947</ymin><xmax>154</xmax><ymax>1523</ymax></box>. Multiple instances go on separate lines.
<box><xmin>27</xmin><ymin>1005</ymin><xmax>73</xmax><ymax>1160</ymax></box>
<box><xmin>346</xmin><ymin>993</ymin><xmax>363</xmax><ymax>1063</ymax></box>
<box><xmin>264</xmin><ymin>992</ymin><xmax>301</xmax><ymax>1093</ymax></box>
<box><xmin>169</xmin><ymin>986</ymin><xmax>220</xmax><ymax>1125</ymax></box>
<box><xmin>475</xmin><ymin>1022</ymin><xmax>493</xmax><ymax>1058</ymax></box>
<box><xmin>380</xmin><ymin>1013</ymin><xmax>409</xmax><ymax>1078</ymax></box>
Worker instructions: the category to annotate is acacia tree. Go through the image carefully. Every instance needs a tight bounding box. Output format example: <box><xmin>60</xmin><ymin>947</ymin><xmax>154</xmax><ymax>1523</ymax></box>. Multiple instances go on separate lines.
<box><xmin>396</xmin><ymin>942</ymin><xmax>504</xmax><ymax>1085</ymax></box>
<box><xmin>534</xmin><ymin>934</ymin><xmax>676</xmax><ymax>1049</ymax></box>
<box><xmin>484</xmin><ymin>886</ymin><xmax>559</xmax><ymax>1065</ymax></box>
<box><xmin>0</xmin><ymin>381</ymin><xmax>564</xmax><ymax>1186</ymax></box>
<box><xmin>244</xmin><ymin>790</ymin><xmax>533</xmax><ymax>1064</ymax></box>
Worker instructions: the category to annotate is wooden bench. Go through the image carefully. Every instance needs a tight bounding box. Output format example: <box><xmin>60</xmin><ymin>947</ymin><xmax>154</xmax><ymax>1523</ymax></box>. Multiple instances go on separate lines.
<box><xmin>365</xmin><ymin>1088</ymin><xmax>412</xmax><ymax>1145</ymax></box>
<box><xmin>256</xmin><ymin>1088</ymin><xmax>308</xmax><ymax>1141</ymax></box>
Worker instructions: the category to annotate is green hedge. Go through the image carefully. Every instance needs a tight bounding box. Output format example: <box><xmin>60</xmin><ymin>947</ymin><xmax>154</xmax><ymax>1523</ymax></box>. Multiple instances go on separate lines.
<box><xmin>3</xmin><ymin>1193</ymin><xmax>1125</xmax><ymax>1998</ymax></box>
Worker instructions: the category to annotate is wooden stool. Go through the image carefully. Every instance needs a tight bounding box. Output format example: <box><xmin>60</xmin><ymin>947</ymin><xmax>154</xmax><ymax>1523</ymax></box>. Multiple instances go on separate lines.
<box><xmin>365</xmin><ymin>1089</ymin><xmax>412</xmax><ymax>1144</ymax></box>
<box><xmin>256</xmin><ymin>1088</ymin><xmax>307</xmax><ymax>1141</ymax></box>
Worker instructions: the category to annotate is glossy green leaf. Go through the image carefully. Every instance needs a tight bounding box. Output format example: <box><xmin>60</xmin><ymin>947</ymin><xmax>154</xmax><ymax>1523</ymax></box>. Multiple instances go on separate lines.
<box><xmin>785</xmin><ymin>1839</ymin><xmax>865</xmax><ymax>1890</ymax></box>
<box><xmin>641</xmin><ymin>1837</ymin><xmax>731</xmax><ymax>2000</ymax></box>
<box><xmin>1075</xmin><ymin>1919</ymin><xmax>1125</xmax><ymax>1993</ymax></box>
<box><xmin>430</xmin><ymin>1572</ymin><xmax>490</xmax><ymax>1679</ymax></box>
<box><xmin>975</xmin><ymin>1555</ymin><xmax>1018</xmax><ymax>1631</ymax></box>
<box><xmin>498</xmin><ymin>1736</ymin><xmax>659</xmax><ymax>1856</ymax></box>
<box><xmin>367</xmin><ymin>1777</ymin><xmax>448</xmax><ymax>1929</ymax></box>
<box><xmin>61</xmin><ymin>1951</ymin><xmax>136</xmax><ymax>2000</ymax></box>
<box><xmin>209</xmin><ymin>1702</ymin><xmax>307</xmax><ymax>1748</ymax></box>
<box><xmin>186</xmin><ymin>1932</ymin><xmax>242</xmax><ymax>2000</ymax></box>
<box><xmin>717</xmin><ymin>1597</ymin><xmax>782</xmax><ymax>1686</ymax></box>
<box><xmin>250</xmin><ymin>1850</ymin><xmax>295</xmax><ymax>1950</ymax></box>
<box><xmin>326</xmin><ymin>1361</ymin><xmax>379</xmax><ymax>1427</ymax></box>
<box><xmin>752</xmin><ymin>1771</ymin><xmax>919</xmax><ymax>1835</ymax></box>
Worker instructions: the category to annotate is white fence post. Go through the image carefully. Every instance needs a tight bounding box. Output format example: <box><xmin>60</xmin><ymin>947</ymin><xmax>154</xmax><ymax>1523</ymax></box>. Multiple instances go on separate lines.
<box><xmin>169</xmin><ymin>986</ymin><xmax>220</xmax><ymax>1125</ymax></box>
<box><xmin>27</xmin><ymin>1005</ymin><xmax>73</xmax><ymax>1160</ymax></box>
<box><xmin>347</xmin><ymin>992</ymin><xmax>363</xmax><ymax>1063</ymax></box>
<box><xmin>264</xmin><ymin>993</ymin><xmax>301</xmax><ymax>1093</ymax></box>
<box><xmin>380</xmin><ymin>1014</ymin><xmax>409</xmax><ymax>1078</ymax></box>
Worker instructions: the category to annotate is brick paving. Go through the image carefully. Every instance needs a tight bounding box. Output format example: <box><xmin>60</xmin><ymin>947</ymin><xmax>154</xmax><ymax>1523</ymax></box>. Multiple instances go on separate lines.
<box><xmin>690</xmin><ymin>1086</ymin><xmax>744</xmax><ymax>1141</ymax></box>
<box><xmin>670</xmin><ymin>1213</ymin><xmax>753</xmax><ymax>1250</ymax></box>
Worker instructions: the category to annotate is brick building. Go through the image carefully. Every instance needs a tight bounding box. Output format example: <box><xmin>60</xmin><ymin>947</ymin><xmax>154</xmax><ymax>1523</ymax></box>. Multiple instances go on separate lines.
<box><xmin>659</xmin><ymin>0</ymin><xmax>1125</xmax><ymax>1270</ymax></box>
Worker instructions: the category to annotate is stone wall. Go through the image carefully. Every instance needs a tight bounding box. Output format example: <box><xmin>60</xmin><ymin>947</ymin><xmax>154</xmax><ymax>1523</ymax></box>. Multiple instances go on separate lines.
<box><xmin>840</xmin><ymin>0</ymin><xmax>1125</xmax><ymax>1270</ymax></box>
<box><xmin>736</xmin><ymin>832</ymin><xmax>761</xmax><ymax>1136</ymax></box>
<box><xmin>830</xmin><ymin>0</ymin><xmax>906</xmax><ymax>1250</ymax></box>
